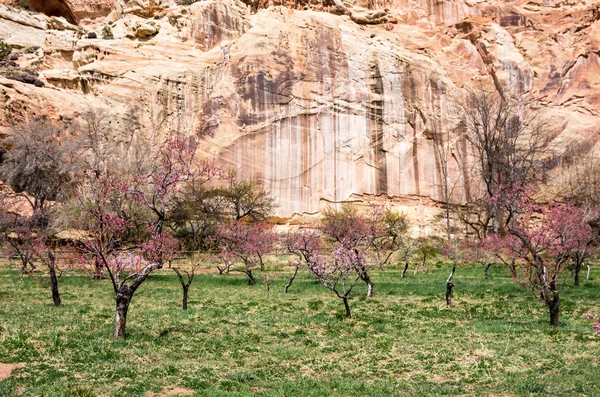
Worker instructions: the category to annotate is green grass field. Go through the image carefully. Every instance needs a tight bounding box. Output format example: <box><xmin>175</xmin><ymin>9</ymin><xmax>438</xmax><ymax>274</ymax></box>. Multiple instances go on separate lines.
<box><xmin>1</xmin><ymin>262</ymin><xmax>599</xmax><ymax>396</ymax></box>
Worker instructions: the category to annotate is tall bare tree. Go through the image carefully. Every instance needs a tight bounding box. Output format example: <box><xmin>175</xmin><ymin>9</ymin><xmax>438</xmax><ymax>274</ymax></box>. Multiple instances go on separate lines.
<box><xmin>459</xmin><ymin>86</ymin><xmax>556</xmax><ymax>235</ymax></box>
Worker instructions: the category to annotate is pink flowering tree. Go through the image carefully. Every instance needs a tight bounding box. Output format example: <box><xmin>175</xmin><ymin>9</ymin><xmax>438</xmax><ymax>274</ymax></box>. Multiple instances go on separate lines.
<box><xmin>0</xmin><ymin>207</ymin><xmax>39</xmax><ymax>276</ymax></box>
<box><xmin>215</xmin><ymin>221</ymin><xmax>278</xmax><ymax>284</ymax></box>
<box><xmin>585</xmin><ymin>314</ymin><xmax>600</xmax><ymax>337</ymax></box>
<box><xmin>0</xmin><ymin>197</ymin><xmax>71</xmax><ymax>306</ymax></box>
<box><xmin>312</xmin><ymin>245</ymin><xmax>364</xmax><ymax>318</ymax></box>
<box><xmin>320</xmin><ymin>205</ymin><xmax>375</xmax><ymax>296</ymax></box>
<box><xmin>283</xmin><ymin>228</ymin><xmax>322</xmax><ymax>293</ymax></box>
<box><xmin>285</xmin><ymin>228</ymin><xmax>364</xmax><ymax>318</ymax></box>
<box><xmin>76</xmin><ymin>211</ymin><xmax>169</xmax><ymax>338</ymax></box>
<box><xmin>72</xmin><ymin>174</ymin><xmax>170</xmax><ymax>338</ymax></box>
<box><xmin>129</xmin><ymin>132</ymin><xmax>220</xmax><ymax>237</ymax></box>
<box><xmin>463</xmin><ymin>238</ymin><xmax>496</xmax><ymax>279</ymax></box>
<box><xmin>319</xmin><ymin>205</ymin><xmax>411</xmax><ymax>297</ymax></box>
<box><xmin>126</xmin><ymin>133</ymin><xmax>219</xmax><ymax>312</ymax></box>
<box><xmin>366</xmin><ymin>207</ymin><xmax>411</xmax><ymax>273</ymax></box>
<box><xmin>490</xmin><ymin>187</ymin><xmax>594</xmax><ymax>327</ymax></box>
<box><xmin>0</xmin><ymin>207</ymin><xmax>68</xmax><ymax>306</ymax></box>
<box><xmin>141</xmin><ymin>231</ymin><xmax>197</xmax><ymax>311</ymax></box>
<box><xmin>569</xmin><ymin>206</ymin><xmax>599</xmax><ymax>286</ymax></box>
<box><xmin>321</xmin><ymin>205</ymin><xmax>389</xmax><ymax>297</ymax></box>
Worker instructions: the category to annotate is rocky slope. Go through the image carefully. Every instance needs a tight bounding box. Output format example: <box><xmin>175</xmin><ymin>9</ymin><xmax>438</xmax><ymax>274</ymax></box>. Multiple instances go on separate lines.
<box><xmin>0</xmin><ymin>0</ymin><xmax>598</xmax><ymax>226</ymax></box>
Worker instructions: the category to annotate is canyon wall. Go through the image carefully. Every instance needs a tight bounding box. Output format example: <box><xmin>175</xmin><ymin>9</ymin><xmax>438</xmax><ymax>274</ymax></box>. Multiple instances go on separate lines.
<box><xmin>0</xmin><ymin>0</ymin><xmax>599</xmax><ymax>225</ymax></box>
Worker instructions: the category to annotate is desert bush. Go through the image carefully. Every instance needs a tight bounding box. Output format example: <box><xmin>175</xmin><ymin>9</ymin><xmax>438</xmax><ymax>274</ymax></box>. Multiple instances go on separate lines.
<box><xmin>0</xmin><ymin>40</ymin><xmax>12</xmax><ymax>60</ymax></box>
<box><xmin>101</xmin><ymin>26</ymin><xmax>114</xmax><ymax>40</ymax></box>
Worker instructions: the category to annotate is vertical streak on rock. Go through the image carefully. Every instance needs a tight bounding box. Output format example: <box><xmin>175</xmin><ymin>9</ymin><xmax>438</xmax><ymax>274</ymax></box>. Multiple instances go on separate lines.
<box><xmin>333</xmin><ymin>112</ymin><xmax>338</xmax><ymax>202</ymax></box>
<box><xmin>459</xmin><ymin>125</ymin><xmax>471</xmax><ymax>202</ymax></box>
<box><xmin>301</xmin><ymin>114</ymin><xmax>308</xmax><ymax>211</ymax></box>
<box><xmin>403</xmin><ymin>66</ymin><xmax>420</xmax><ymax>196</ymax></box>
<box><xmin>432</xmin><ymin>128</ymin><xmax>444</xmax><ymax>201</ymax></box>
<box><xmin>369</xmin><ymin>61</ymin><xmax>388</xmax><ymax>195</ymax></box>
<box><xmin>412</xmin><ymin>125</ymin><xmax>421</xmax><ymax>196</ymax></box>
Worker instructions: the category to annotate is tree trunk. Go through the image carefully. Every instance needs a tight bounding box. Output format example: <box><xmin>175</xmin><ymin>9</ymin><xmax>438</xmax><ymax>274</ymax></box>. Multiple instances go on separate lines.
<box><xmin>284</xmin><ymin>264</ymin><xmax>299</xmax><ymax>293</ymax></box>
<box><xmin>246</xmin><ymin>269</ymin><xmax>256</xmax><ymax>285</ymax></box>
<box><xmin>401</xmin><ymin>261</ymin><xmax>409</xmax><ymax>278</ymax></box>
<box><xmin>173</xmin><ymin>267</ymin><xmax>193</xmax><ymax>310</ymax></box>
<box><xmin>483</xmin><ymin>263</ymin><xmax>492</xmax><ymax>279</ymax></box>
<box><xmin>446</xmin><ymin>265</ymin><xmax>455</xmax><ymax>306</ymax></box>
<box><xmin>358</xmin><ymin>267</ymin><xmax>374</xmax><ymax>297</ymax></box>
<box><xmin>182</xmin><ymin>285</ymin><xmax>189</xmax><ymax>310</ymax></box>
<box><xmin>114</xmin><ymin>290</ymin><xmax>132</xmax><ymax>339</ymax></box>
<box><xmin>49</xmin><ymin>263</ymin><xmax>61</xmax><ymax>307</ymax></box>
<box><xmin>548</xmin><ymin>292</ymin><xmax>560</xmax><ymax>328</ymax></box>
<box><xmin>20</xmin><ymin>257</ymin><xmax>28</xmax><ymax>275</ymax></box>
<box><xmin>587</xmin><ymin>264</ymin><xmax>591</xmax><ymax>281</ymax></box>
<box><xmin>573</xmin><ymin>259</ymin><xmax>582</xmax><ymax>286</ymax></box>
<box><xmin>366</xmin><ymin>278</ymin><xmax>374</xmax><ymax>297</ymax></box>
<box><xmin>446</xmin><ymin>282</ymin><xmax>455</xmax><ymax>307</ymax></box>
<box><xmin>342</xmin><ymin>296</ymin><xmax>351</xmax><ymax>318</ymax></box>
<box><xmin>93</xmin><ymin>257</ymin><xmax>105</xmax><ymax>280</ymax></box>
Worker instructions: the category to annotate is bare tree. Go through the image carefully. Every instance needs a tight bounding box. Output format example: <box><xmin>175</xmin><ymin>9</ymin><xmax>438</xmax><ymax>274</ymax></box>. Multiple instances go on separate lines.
<box><xmin>459</xmin><ymin>86</ymin><xmax>556</xmax><ymax>234</ymax></box>
<box><xmin>0</xmin><ymin>118</ymin><xmax>82</xmax><ymax>213</ymax></box>
<box><xmin>172</xmin><ymin>262</ymin><xmax>198</xmax><ymax>310</ymax></box>
<box><xmin>427</xmin><ymin>117</ymin><xmax>454</xmax><ymax>241</ymax></box>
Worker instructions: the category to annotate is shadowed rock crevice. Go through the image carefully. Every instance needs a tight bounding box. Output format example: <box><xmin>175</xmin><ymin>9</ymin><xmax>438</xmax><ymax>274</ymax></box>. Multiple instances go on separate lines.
<box><xmin>368</xmin><ymin>60</ymin><xmax>387</xmax><ymax>195</ymax></box>
<box><xmin>26</xmin><ymin>0</ymin><xmax>76</xmax><ymax>23</ymax></box>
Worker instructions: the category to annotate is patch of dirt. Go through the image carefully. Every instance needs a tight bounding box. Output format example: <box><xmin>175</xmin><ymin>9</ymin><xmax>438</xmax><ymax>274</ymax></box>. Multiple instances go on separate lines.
<box><xmin>146</xmin><ymin>387</ymin><xmax>194</xmax><ymax>397</ymax></box>
<box><xmin>0</xmin><ymin>363</ymin><xmax>25</xmax><ymax>381</ymax></box>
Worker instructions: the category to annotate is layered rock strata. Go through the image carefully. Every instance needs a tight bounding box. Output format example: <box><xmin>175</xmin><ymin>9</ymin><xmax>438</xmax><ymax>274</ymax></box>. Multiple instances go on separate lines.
<box><xmin>0</xmin><ymin>0</ymin><xmax>598</xmax><ymax>225</ymax></box>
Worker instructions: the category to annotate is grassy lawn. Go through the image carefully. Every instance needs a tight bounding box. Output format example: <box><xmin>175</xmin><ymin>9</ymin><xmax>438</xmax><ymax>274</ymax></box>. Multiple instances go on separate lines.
<box><xmin>0</xmin><ymin>262</ymin><xmax>599</xmax><ymax>396</ymax></box>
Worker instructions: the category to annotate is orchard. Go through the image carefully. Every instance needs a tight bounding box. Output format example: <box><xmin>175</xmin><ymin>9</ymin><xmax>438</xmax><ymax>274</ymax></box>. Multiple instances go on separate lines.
<box><xmin>0</xmin><ymin>96</ymin><xmax>599</xmax><ymax>396</ymax></box>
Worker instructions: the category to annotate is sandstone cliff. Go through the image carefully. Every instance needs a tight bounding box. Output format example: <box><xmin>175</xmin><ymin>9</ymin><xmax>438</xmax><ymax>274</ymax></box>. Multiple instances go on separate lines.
<box><xmin>0</xmin><ymin>0</ymin><xmax>598</xmax><ymax>226</ymax></box>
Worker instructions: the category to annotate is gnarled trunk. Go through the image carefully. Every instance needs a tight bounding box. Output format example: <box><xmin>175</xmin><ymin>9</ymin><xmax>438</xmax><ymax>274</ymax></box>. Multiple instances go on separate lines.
<box><xmin>483</xmin><ymin>263</ymin><xmax>492</xmax><ymax>279</ymax></box>
<box><xmin>284</xmin><ymin>263</ymin><xmax>299</xmax><ymax>293</ymax></box>
<box><xmin>20</xmin><ymin>257</ymin><xmax>28</xmax><ymax>276</ymax></box>
<box><xmin>401</xmin><ymin>260</ymin><xmax>409</xmax><ymax>278</ymax></box>
<box><xmin>114</xmin><ymin>289</ymin><xmax>132</xmax><ymax>339</ymax></box>
<box><xmin>342</xmin><ymin>296</ymin><xmax>351</xmax><ymax>318</ymax></box>
<box><xmin>246</xmin><ymin>269</ymin><xmax>256</xmax><ymax>285</ymax></box>
<box><xmin>107</xmin><ymin>261</ymin><xmax>161</xmax><ymax>339</ymax></box>
<box><xmin>366</xmin><ymin>278</ymin><xmax>374</xmax><ymax>297</ymax></box>
<box><xmin>358</xmin><ymin>266</ymin><xmax>374</xmax><ymax>297</ymax></box>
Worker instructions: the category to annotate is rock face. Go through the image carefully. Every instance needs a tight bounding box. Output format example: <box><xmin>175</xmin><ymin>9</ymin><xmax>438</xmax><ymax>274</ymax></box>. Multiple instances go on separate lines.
<box><xmin>0</xmin><ymin>0</ymin><xmax>114</xmax><ymax>23</ymax></box>
<box><xmin>0</xmin><ymin>0</ymin><xmax>599</xmax><ymax>223</ymax></box>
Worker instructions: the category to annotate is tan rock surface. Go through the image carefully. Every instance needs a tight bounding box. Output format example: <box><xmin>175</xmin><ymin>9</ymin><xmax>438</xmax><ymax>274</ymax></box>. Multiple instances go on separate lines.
<box><xmin>0</xmin><ymin>0</ymin><xmax>599</xmax><ymax>224</ymax></box>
